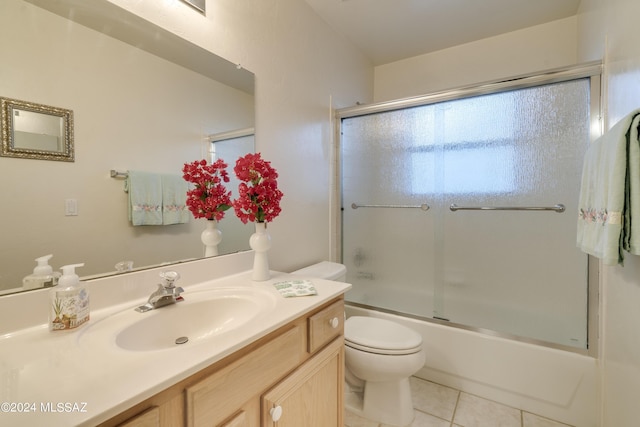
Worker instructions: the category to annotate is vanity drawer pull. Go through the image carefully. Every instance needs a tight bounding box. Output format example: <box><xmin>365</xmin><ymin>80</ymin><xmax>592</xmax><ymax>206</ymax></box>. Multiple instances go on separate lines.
<box><xmin>329</xmin><ymin>317</ymin><xmax>339</xmax><ymax>329</ymax></box>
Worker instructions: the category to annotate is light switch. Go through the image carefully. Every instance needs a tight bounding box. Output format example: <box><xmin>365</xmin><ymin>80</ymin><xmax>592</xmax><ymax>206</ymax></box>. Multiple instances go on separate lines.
<box><xmin>65</xmin><ymin>199</ymin><xmax>78</xmax><ymax>216</ymax></box>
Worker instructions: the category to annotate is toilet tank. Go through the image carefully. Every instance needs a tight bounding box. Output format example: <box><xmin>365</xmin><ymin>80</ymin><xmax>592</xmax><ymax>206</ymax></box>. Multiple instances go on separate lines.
<box><xmin>291</xmin><ymin>261</ymin><xmax>347</xmax><ymax>282</ymax></box>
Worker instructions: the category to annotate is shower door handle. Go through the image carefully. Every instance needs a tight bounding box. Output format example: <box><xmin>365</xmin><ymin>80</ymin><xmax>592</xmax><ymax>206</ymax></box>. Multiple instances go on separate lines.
<box><xmin>449</xmin><ymin>203</ymin><xmax>565</xmax><ymax>213</ymax></box>
<box><xmin>351</xmin><ymin>202</ymin><xmax>430</xmax><ymax>211</ymax></box>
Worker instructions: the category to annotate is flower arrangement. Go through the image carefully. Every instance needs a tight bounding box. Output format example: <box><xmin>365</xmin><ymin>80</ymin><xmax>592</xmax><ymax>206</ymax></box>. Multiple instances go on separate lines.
<box><xmin>182</xmin><ymin>159</ymin><xmax>232</xmax><ymax>221</ymax></box>
<box><xmin>232</xmin><ymin>153</ymin><xmax>284</xmax><ymax>224</ymax></box>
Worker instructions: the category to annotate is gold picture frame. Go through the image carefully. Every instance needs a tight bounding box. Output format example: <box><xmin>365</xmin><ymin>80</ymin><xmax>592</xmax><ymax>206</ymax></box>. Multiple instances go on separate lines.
<box><xmin>0</xmin><ymin>97</ymin><xmax>74</xmax><ymax>162</ymax></box>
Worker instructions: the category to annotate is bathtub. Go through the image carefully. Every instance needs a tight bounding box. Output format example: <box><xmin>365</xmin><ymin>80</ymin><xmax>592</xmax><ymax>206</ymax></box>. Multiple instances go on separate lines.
<box><xmin>346</xmin><ymin>282</ymin><xmax>587</xmax><ymax>348</ymax></box>
<box><xmin>345</xmin><ymin>303</ymin><xmax>599</xmax><ymax>427</ymax></box>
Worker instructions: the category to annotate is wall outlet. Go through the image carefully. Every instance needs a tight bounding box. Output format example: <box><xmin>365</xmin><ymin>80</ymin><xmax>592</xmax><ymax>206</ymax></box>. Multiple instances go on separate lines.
<box><xmin>65</xmin><ymin>199</ymin><xmax>78</xmax><ymax>216</ymax></box>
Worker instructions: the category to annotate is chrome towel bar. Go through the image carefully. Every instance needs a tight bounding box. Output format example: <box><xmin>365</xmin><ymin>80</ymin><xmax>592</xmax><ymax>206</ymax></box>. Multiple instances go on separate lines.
<box><xmin>110</xmin><ymin>169</ymin><xmax>129</xmax><ymax>179</ymax></box>
<box><xmin>449</xmin><ymin>203</ymin><xmax>565</xmax><ymax>213</ymax></box>
<box><xmin>351</xmin><ymin>202</ymin><xmax>430</xmax><ymax>211</ymax></box>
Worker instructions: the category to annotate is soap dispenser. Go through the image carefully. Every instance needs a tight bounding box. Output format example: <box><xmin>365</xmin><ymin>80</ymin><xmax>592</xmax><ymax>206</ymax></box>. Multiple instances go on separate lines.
<box><xmin>23</xmin><ymin>254</ymin><xmax>55</xmax><ymax>290</ymax></box>
<box><xmin>49</xmin><ymin>263</ymin><xmax>90</xmax><ymax>331</ymax></box>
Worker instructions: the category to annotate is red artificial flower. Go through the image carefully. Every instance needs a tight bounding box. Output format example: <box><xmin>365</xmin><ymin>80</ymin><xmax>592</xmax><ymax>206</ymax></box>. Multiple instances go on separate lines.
<box><xmin>182</xmin><ymin>159</ymin><xmax>232</xmax><ymax>221</ymax></box>
<box><xmin>232</xmin><ymin>153</ymin><xmax>284</xmax><ymax>224</ymax></box>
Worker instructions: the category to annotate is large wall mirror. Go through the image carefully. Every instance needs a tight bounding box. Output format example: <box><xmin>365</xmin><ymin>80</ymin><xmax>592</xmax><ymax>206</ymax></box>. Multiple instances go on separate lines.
<box><xmin>0</xmin><ymin>0</ymin><xmax>255</xmax><ymax>295</ymax></box>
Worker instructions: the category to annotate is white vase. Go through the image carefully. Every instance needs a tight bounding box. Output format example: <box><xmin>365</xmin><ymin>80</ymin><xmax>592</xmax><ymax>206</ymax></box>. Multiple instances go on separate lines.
<box><xmin>249</xmin><ymin>221</ymin><xmax>271</xmax><ymax>281</ymax></box>
<box><xmin>201</xmin><ymin>220</ymin><xmax>222</xmax><ymax>257</ymax></box>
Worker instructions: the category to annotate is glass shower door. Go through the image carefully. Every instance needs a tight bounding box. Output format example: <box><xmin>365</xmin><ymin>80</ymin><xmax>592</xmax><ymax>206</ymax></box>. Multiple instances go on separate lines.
<box><xmin>341</xmin><ymin>107</ymin><xmax>436</xmax><ymax>317</ymax></box>
<box><xmin>341</xmin><ymin>77</ymin><xmax>592</xmax><ymax>348</ymax></box>
<box><xmin>437</xmin><ymin>81</ymin><xmax>591</xmax><ymax>347</ymax></box>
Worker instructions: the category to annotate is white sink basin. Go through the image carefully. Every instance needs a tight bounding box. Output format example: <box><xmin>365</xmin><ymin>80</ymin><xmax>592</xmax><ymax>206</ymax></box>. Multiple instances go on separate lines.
<box><xmin>81</xmin><ymin>287</ymin><xmax>277</xmax><ymax>352</ymax></box>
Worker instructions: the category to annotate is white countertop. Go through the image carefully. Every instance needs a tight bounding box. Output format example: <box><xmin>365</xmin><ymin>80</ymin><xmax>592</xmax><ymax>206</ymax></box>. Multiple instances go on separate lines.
<box><xmin>0</xmin><ymin>269</ymin><xmax>350</xmax><ymax>427</ymax></box>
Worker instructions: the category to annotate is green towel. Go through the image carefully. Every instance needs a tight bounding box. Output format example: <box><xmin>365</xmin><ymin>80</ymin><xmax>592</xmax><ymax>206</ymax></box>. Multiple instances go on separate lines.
<box><xmin>577</xmin><ymin>110</ymin><xmax>640</xmax><ymax>265</ymax></box>
<box><xmin>125</xmin><ymin>171</ymin><xmax>162</xmax><ymax>226</ymax></box>
<box><xmin>161</xmin><ymin>174</ymin><xmax>189</xmax><ymax>225</ymax></box>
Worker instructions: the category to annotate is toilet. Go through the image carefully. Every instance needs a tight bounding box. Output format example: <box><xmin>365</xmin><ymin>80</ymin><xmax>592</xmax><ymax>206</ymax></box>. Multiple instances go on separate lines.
<box><xmin>291</xmin><ymin>262</ymin><xmax>426</xmax><ymax>427</ymax></box>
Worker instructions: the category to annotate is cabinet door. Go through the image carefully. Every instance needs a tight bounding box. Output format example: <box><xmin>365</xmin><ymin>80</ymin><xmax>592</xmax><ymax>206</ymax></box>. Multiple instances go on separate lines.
<box><xmin>118</xmin><ymin>406</ymin><xmax>159</xmax><ymax>427</ymax></box>
<box><xmin>186</xmin><ymin>325</ymin><xmax>304</xmax><ymax>427</ymax></box>
<box><xmin>262</xmin><ymin>337</ymin><xmax>344</xmax><ymax>427</ymax></box>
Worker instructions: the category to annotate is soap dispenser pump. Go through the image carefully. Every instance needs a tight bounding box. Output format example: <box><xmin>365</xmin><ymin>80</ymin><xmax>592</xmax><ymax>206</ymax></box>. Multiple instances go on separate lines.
<box><xmin>23</xmin><ymin>254</ymin><xmax>55</xmax><ymax>290</ymax></box>
<box><xmin>49</xmin><ymin>263</ymin><xmax>90</xmax><ymax>331</ymax></box>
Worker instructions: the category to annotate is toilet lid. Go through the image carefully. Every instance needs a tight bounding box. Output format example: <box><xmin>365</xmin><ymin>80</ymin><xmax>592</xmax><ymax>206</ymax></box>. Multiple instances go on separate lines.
<box><xmin>345</xmin><ymin>316</ymin><xmax>423</xmax><ymax>355</ymax></box>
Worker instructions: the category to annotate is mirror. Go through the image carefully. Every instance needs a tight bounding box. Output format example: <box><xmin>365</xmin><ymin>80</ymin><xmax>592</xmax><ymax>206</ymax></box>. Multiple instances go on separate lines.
<box><xmin>0</xmin><ymin>97</ymin><xmax>74</xmax><ymax>161</ymax></box>
<box><xmin>180</xmin><ymin>0</ymin><xmax>206</xmax><ymax>15</ymax></box>
<box><xmin>0</xmin><ymin>0</ymin><xmax>255</xmax><ymax>295</ymax></box>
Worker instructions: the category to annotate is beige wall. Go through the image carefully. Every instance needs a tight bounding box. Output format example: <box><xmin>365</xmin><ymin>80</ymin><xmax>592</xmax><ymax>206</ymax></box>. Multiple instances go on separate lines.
<box><xmin>577</xmin><ymin>0</ymin><xmax>640</xmax><ymax>426</ymax></box>
<box><xmin>373</xmin><ymin>17</ymin><xmax>578</xmax><ymax>102</ymax></box>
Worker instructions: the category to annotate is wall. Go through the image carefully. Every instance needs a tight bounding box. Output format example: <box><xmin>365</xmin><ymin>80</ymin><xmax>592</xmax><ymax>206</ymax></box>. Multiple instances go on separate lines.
<box><xmin>374</xmin><ymin>17</ymin><xmax>578</xmax><ymax>102</ymax></box>
<box><xmin>577</xmin><ymin>1</ymin><xmax>640</xmax><ymax>425</ymax></box>
<box><xmin>104</xmin><ymin>0</ymin><xmax>374</xmax><ymax>273</ymax></box>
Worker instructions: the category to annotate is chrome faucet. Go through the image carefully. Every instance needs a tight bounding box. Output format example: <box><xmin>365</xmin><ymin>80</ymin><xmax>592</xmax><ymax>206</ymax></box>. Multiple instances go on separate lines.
<box><xmin>135</xmin><ymin>271</ymin><xmax>184</xmax><ymax>312</ymax></box>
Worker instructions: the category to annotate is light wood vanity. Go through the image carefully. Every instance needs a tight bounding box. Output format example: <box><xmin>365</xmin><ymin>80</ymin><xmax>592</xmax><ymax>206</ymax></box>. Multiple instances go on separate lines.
<box><xmin>102</xmin><ymin>297</ymin><xmax>345</xmax><ymax>427</ymax></box>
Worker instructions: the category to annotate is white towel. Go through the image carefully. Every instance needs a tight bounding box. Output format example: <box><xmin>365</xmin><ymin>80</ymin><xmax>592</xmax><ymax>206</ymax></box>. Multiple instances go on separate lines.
<box><xmin>161</xmin><ymin>174</ymin><xmax>189</xmax><ymax>225</ymax></box>
<box><xmin>577</xmin><ymin>109</ymin><xmax>640</xmax><ymax>265</ymax></box>
<box><xmin>125</xmin><ymin>171</ymin><xmax>162</xmax><ymax>226</ymax></box>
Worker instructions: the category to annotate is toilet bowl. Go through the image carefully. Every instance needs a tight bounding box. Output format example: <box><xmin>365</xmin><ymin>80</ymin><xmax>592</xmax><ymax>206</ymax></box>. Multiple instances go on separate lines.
<box><xmin>345</xmin><ymin>316</ymin><xmax>425</xmax><ymax>426</ymax></box>
<box><xmin>291</xmin><ymin>262</ymin><xmax>425</xmax><ymax>427</ymax></box>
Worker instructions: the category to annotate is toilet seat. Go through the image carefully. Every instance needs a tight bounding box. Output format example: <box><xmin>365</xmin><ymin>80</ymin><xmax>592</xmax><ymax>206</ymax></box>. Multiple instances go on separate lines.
<box><xmin>345</xmin><ymin>316</ymin><xmax>423</xmax><ymax>355</ymax></box>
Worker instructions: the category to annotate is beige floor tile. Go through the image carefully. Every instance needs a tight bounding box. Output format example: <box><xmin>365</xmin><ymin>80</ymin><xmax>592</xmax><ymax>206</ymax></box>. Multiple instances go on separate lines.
<box><xmin>346</xmin><ymin>377</ymin><xmax>573</xmax><ymax>427</ymax></box>
<box><xmin>408</xmin><ymin>410</ymin><xmax>451</xmax><ymax>427</ymax></box>
<box><xmin>345</xmin><ymin>409</ymin><xmax>380</xmax><ymax>427</ymax></box>
<box><xmin>379</xmin><ymin>410</ymin><xmax>450</xmax><ymax>427</ymax></box>
<box><xmin>453</xmin><ymin>393</ymin><xmax>521</xmax><ymax>427</ymax></box>
<box><xmin>410</xmin><ymin>377</ymin><xmax>459</xmax><ymax>421</ymax></box>
<box><xmin>522</xmin><ymin>412</ymin><xmax>573</xmax><ymax>427</ymax></box>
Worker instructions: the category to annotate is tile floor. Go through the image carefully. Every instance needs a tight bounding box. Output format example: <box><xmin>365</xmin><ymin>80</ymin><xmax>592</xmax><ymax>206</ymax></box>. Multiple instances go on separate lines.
<box><xmin>344</xmin><ymin>377</ymin><xmax>574</xmax><ymax>427</ymax></box>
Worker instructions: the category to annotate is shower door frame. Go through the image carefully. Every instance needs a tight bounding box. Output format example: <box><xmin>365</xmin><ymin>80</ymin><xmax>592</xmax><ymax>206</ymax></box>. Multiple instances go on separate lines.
<box><xmin>333</xmin><ymin>61</ymin><xmax>602</xmax><ymax>356</ymax></box>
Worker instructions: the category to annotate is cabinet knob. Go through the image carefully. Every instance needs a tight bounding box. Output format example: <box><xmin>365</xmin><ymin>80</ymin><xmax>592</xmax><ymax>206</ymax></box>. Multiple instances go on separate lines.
<box><xmin>329</xmin><ymin>317</ymin><xmax>339</xmax><ymax>329</ymax></box>
<box><xmin>270</xmin><ymin>405</ymin><xmax>283</xmax><ymax>422</ymax></box>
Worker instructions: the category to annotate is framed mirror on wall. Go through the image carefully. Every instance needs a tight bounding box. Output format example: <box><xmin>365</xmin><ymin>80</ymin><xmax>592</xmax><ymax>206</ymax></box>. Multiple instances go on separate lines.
<box><xmin>0</xmin><ymin>0</ymin><xmax>255</xmax><ymax>295</ymax></box>
<box><xmin>0</xmin><ymin>97</ymin><xmax>74</xmax><ymax>162</ymax></box>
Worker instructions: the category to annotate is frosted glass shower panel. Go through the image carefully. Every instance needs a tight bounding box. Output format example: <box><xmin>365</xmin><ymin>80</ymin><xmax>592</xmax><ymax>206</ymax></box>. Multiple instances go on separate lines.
<box><xmin>341</xmin><ymin>77</ymin><xmax>592</xmax><ymax>349</ymax></box>
<box><xmin>342</xmin><ymin>107</ymin><xmax>436</xmax><ymax>317</ymax></box>
<box><xmin>440</xmin><ymin>81</ymin><xmax>591</xmax><ymax>347</ymax></box>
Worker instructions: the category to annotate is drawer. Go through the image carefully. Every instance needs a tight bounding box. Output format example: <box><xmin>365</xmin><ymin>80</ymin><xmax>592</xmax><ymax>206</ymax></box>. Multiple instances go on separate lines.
<box><xmin>307</xmin><ymin>299</ymin><xmax>344</xmax><ymax>353</ymax></box>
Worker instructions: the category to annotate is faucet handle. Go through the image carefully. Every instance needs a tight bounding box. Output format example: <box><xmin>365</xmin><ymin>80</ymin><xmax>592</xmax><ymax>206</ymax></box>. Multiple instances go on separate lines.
<box><xmin>159</xmin><ymin>271</ymin><xmax>180</xmax><ymax>288</ymax></box>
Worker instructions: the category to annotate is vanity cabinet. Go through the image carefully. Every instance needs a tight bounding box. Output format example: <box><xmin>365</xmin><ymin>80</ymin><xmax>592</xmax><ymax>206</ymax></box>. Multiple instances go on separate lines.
<box><xmin>104</xmin><ymin>297</ymin><xmax>344</xmax><ymax>427</ymax></box>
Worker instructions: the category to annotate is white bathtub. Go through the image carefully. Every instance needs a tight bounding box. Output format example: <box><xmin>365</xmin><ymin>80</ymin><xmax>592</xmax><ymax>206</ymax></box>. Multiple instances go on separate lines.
<box><xmin>345</xmin><ymin>304</ymin><xmax>599</xmax><ymax>427</ymax></box>
<box><xmin>346</xmin><ymin>282</ymin><xmax>587</xmax><ymax>349</ymax></box>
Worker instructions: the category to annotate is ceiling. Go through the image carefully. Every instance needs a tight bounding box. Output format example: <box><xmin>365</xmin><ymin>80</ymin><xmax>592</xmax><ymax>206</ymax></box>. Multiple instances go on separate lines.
<box><xmin>303</xmin><ymin>0</ymin><xmax>582</xmax><ymax>66</ymax></box>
